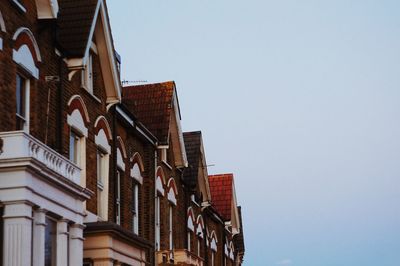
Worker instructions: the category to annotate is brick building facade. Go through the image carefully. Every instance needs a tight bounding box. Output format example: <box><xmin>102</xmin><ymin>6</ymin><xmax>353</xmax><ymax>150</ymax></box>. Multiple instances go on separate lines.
<box><xmin>0</xmin><ymin>1</ymin><xmax>245</xmax><ymax>265</ymax></box>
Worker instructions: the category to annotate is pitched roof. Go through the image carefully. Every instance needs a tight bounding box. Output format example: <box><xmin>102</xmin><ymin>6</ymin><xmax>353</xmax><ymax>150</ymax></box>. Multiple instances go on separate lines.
<box><xmin>208</xmin><ymin>173</ymin><xmax>234</xmax><ymax>221</ymax></box>
<box><xmin>183</xmin><ymin>131</ymin><xmax>202</xmax><ymax>189</ymax></box>
<box><xmin>122</xmin><ymin>81</ymin><xmax>175</xmax><ymax>144</ymax></box>
<box><xmin>58</xmin><ymin>0</ymin><xmax>99</xmax><ymax>57</ymax></box>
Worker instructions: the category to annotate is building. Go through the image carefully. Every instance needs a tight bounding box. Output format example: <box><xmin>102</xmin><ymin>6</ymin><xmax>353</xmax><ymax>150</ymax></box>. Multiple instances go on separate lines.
<box><xmin>0</xmin><ymin>1</ymin><xmax>245</xmax><ymax>265</ymax></box>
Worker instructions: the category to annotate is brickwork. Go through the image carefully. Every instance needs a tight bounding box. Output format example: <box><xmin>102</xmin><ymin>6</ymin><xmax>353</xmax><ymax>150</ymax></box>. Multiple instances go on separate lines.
<box><xmin>0</xmin><ymin>1</ymin><xmax>244</xmax><ymax>265</ymax></box>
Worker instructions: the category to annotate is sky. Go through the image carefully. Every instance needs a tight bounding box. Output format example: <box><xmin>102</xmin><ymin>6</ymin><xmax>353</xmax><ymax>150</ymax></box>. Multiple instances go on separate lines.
<box><xmin>107</xmin><ymin>1</ymin><xmax>400</xmax><ymax>265</ymax></box>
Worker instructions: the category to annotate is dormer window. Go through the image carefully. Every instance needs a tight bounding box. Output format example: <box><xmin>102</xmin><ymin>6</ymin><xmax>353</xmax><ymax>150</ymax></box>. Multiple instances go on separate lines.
<box><xmin>82</xmin><ymin>53</ymin><xmax>93</xmax><ymax>94</ymax></box>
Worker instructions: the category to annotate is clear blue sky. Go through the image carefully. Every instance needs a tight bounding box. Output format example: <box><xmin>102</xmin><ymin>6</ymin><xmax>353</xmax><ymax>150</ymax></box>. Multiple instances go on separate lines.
<box><xmin>108</xmin><ymin>1</ymin><xmax>400</xmax><ymax>265</ymax></box>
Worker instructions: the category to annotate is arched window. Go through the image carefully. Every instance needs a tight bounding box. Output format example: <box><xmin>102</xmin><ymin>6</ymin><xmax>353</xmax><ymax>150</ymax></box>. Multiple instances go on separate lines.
<box><xmin>67</xmin><ymin>95</ymin><xmax>89</xmax><ymax>187</ymax></box>
<box><xmin>12</xmin><ymin>27</ymin><xmax>41</xmax><ymax>132</ymax></box>
<box><xmin>131</xmin><ymin>152</ymin><xmax>144</xmax><ymax>235</ymax></box>
<box><xmin>94</xmin><ymin>116</ymin><xmax>112</xmax><ymax>221</ymax></box>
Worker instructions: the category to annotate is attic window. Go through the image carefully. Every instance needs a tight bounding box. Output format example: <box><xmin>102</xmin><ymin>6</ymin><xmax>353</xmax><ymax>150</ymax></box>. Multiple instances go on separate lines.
<box><xmin>11</xmin><ymin>0</ymin><xmax>26</xmax><ymax>13</ymax></box>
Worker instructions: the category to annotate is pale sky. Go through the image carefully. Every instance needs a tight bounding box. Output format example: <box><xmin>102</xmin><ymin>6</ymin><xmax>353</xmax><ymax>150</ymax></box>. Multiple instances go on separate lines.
<box><xmin>108</xmin><ymin>1</ymin><xmax>400</xmax><ymax>265</ymax></box>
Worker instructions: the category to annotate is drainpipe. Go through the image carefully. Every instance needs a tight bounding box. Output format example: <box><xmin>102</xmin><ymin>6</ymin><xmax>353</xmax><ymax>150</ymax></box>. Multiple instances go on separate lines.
<box><xmin>112</xmin><ymin>105</ymin><xmax>118</xmax><ymax>223</ymax></box>
<box><xmin>203</xmin><ymin>207</ymin><xmax>209</xmax><ymax>266</ymax></box>
<box><xmin>154</xmin><ymin>148</ymin><xmax>158</xmax><ymax>266</ymax></box>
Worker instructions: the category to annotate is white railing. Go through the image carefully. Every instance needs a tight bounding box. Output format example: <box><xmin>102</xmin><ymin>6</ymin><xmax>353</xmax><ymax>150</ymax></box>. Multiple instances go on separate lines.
<box><xmin>0</xmin><ymin>131</ymin><xmax>81</xmax><ymax>184</ymax></box>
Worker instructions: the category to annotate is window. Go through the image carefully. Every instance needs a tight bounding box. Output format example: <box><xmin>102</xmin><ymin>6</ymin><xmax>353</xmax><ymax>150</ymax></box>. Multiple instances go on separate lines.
<box><xmin>44</xmin><ymin>217</ymin><xmax>57</xmax><ymax>266</ymax></box>
<box><xmin>97</xmin><ymin>149</ymin><xmax>107</xmax><ymax>219</ymax></box>
<box><xmin>211</xmin><ymin>251</ymin><xmax>215</xmax><ymax>266</ymax></box>
<box><xmin>116</xmin><ymin>169</ymin><xmax>122</xmax><ymax>225</ymax></box>
<box><xmin>132</xmin><ymin>181</ymin><xmax>139</xmax><ymax>234</ymax></box>
<box><xmin>69</xmin><ymin>130</ymin><xmax>80</xmax><ymax>165</ymax></box>
<box><xmin>82</xmin><ymin>53</ymin><xmax>93</xmax><ymax>94</ymax></box>
<box><xmin>197</xmin><ymin>238</ymin><xmax>201</xmax><ymax>257</ymax></box>
<box><xmin>169</xmin><ymin>205</ymin><xmax>173</xmax><ymax>251</ymax></box>
<box><xmin>187</xmin><ymin>231</ymin><xmax>191</xmax><ymax>251</ymax></box>
<box><xmin>155</xmin><ymin>195</ymin><xmax>160</xmax><ymax>251</ymax></box>
<box><xmin>16</xmin><ymin>74</ymin><xmax>29</xmax><ymax>131</ymax></box>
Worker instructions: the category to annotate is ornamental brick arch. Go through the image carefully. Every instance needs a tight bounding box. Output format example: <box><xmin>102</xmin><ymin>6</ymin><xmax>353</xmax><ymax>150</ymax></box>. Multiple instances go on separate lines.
<box><xmin>12</xmin><ymin>27</ymin><xmax>41</xmax><ymax>78</ymax></box>
<box><xmin>67</xmin><ymin>95</ymin><xmax>90</xmax><ymax>126</ymax></box>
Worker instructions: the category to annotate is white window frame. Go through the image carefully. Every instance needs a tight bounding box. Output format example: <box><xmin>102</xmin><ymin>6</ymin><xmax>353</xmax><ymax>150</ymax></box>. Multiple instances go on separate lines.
<box><xmin>96</xmin><ymin>148</ymin><xmax>109</xmax><ymax>220</ymax></box>
<box><xmin>15</xmin><ymin>73</ymin><xmax>30</xmax><ymax>132</ymax></box>
<box><xmin>116</xmin><ymin>168</ymin><xmax>122</xmax><ymax>225</ymax></box>
<box><xmin>132</xmin><ymin>181</ymin><xmax>139</xmax><ymax>234</ymax></box>
<box><xmin>69</xmin><ymin>130</ymin><xmax>81</xmax><ymax>165</ymax></box>
<box><xmin>187</xmin><ymin>231</ymin><xmax>191</xmax><ymax>252</ymax></box>
<box><xmin>169</xmin><ymin>204</ymin><xmax>173</xmax><ymax>251</ymax></box>
<box><xmin>155</xmin><ymin>195</ymin><xmax>161</xmax><ymax>251</ymax></box>
<box><xmin>67</xmin><ymin>107</ymin><xmax>88</xmax><ymax>187</ymax></box>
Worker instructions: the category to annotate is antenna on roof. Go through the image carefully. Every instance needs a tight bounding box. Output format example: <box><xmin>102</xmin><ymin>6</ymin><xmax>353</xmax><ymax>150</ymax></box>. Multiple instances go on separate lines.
<box><xmin>200</xmin><ymin>164</ymin><xmax>215</xmax><ymax>169</ymax></box>
<box><xmin>121</xmin><ymin>80</ymin><xmax>148</xmax><ymax>86</ymax></box>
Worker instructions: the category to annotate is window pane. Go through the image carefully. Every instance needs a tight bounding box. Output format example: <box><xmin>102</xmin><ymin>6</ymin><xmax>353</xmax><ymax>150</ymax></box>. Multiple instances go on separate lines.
<box><xmin>16</xmin><ymin>74</ymin><xmax>26</xmax><ymax>130</ymax></box>
<box><xmin>44</xmin><ymin>217</ymin><xmax>56</xmax><ymax>266</ymax></box>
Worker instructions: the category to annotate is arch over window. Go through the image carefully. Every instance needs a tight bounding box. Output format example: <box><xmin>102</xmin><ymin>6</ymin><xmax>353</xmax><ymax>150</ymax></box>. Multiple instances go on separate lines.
<box><xmin>210</xmin><ymin>230</ymin><xmax>218</xmax><ymax>252</ymax></box>
<box><xmin>131</xmin><ymin>152</ymin><xmax>144</xmax><ymax>184</ymax></box>
<box><xmin>12</xmin><ymin>27</ymin><xmax>41</xmax><ymax>79</ymax></box>
<box><xmin>187</xmin><ymin>207</ymin><xmax>195</xmax><ymax>232</ymax></box>
<box><xmin>116</xmin><ymin>136</ymin><xmax>127</xmax><ymax>170</ymax></box>
<box><xmin>196</xmin><ymin>215</ymin><xmax>204</xmax><ymax>238</ymax></box>
<box><xmin>67</xmin><ymin>95</ymin><xmax>89</xmax><ymax>137</ymax></box>
<box><xmin>156</xmin><ymin>166</ymin><xmax>166</xmax><ymax>195</ymax></box>
<box><xmin>167</xmin><ymin>177</ymin><xmax>178</xmax><ymax>205</ymax></box>
<box><xmin>94</xmin><ymin>116</ymin><xmax>112</xmax><ymax>153</ymax></box>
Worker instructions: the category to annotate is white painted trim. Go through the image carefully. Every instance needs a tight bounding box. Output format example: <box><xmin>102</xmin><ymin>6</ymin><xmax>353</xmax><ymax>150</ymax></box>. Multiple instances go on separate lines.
<box><xmin>12</xmin><ymin>27</ymin><xmax>42</xmax><ymax>62</ymax></box>
<box><xmin>156</xmin><ymin>175</ymin><xmax>164</xmax><ymax>195</ymax></box>
<box><xmin>13</xmin><ymin>45</ymin><xmax>39</xmax><ymax>79</ymax></box>
<box><xmin>94</xmin><ymin>116</ymin><xmax>112</xmax><ymax>141</ymax></box>
<box><xmin>196</xmin><ymin>215</ymin><xmax>204</xmax><ymax>238</ymax></box>
<box><xmin>35</xmin><ymin>0</ymin><xmax>59</xmax><ymax>19</ymax></box>
<box><xmin>67</xmin><ymin>109</ymin><xmax>88</xmax><ymax>137</ymax></box>
<box><xmin>167</xmin><ymin>187</ymin><xmax>176</xmax><ymax>205</ymax></box>
<box><xmin>116</xmin><ymin>106</ymin><xmax>134</xmax><ymax>126</ymax></box>
<box><xmin>116</xmin><ymin>148</ymin><xmax>125</xmax><ymax>170</ymax></box>
<box><xmin>187</xmin><ymin>208</ymin><xmax>194</xmax><ymax>232</ymax></box>
<box><xmin>172</xmin><ymin>92</ymin><xmax>188</xmax><ymax>167</ymax></box>
<box><xmin>130</xmin><ymin>163</ymin><xmax>143</xmax><ymax>184</ymax></box>
<box><xmin>12</xmin><ymin>0</ymin><xmax>27</xmax><ymax>12</ymax></box>
<box><xmin>95</xmin><ymin>129</ymin><xmax>110</xmax><ymax>154</ymax></box>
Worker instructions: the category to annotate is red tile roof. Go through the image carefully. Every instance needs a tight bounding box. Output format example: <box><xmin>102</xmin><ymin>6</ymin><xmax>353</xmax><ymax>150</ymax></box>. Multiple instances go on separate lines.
<box><xmin>122</xmin><ymin>81</ymin><xmax>175</xmax><ymax>144</ymax></box>
<box><xmin>208</xmin><ymin>174</ymin><xmax>234</xmax><ymax>221</ymax></box>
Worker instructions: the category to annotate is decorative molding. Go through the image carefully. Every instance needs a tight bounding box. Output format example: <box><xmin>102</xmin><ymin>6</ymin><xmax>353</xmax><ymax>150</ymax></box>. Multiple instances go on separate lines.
<box><xmin>0</xmin><ymin>131</ymin><xmax>80</xmax><ymax>184</ymax></box>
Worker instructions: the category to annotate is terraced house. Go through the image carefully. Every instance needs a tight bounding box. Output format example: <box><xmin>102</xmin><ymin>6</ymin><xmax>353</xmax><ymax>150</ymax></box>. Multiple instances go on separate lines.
<box><xmin>0</xmin><ymin>0</ymin><xmax>245</xmax><ymax>265</ymax></box>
